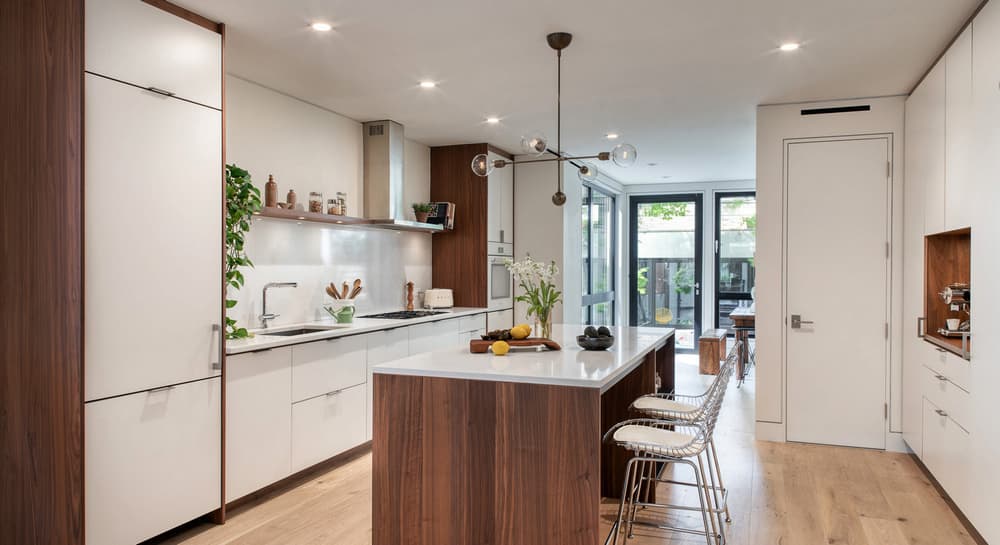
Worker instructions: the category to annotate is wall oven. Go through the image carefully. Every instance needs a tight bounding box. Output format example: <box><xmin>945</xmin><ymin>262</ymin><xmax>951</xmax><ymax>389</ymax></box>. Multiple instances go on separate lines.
<box><xmin>487</xmin><ymin>243</ymin><xmax>514</xmax><ymax>310</ymax></box>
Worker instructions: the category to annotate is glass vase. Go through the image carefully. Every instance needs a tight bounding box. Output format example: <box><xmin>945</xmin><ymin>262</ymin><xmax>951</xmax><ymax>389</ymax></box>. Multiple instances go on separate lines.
<box><xmin>537</xmin><ymin>308</ymin><xmax>553</xmax><ymax>339</ymax></box>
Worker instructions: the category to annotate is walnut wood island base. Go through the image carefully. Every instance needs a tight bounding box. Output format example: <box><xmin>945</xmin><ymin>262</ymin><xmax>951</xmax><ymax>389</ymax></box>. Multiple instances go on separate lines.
<box><xmin>372</xmin><ymin>325</ymin><xmax>675</xmax><ymax>545</ymax></box>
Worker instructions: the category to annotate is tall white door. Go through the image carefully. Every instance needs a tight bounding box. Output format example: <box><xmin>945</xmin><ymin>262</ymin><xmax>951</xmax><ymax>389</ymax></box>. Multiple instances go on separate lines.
<box><xmin>785</xmin><ymin>137</ymin><xmax>890</xmax><ymax>449</ymax></box>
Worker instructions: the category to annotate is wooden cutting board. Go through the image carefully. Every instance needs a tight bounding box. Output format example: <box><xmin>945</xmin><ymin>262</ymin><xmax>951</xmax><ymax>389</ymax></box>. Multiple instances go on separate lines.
<box><xmin>469</xmin><ymin>338</ymin><xmax>562</xmax><ymax>353</ymax></box>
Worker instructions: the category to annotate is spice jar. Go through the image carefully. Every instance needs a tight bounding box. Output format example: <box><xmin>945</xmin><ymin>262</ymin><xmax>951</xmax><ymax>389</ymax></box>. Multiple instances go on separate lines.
<box><xmin>309</xmin><ymin>192</ymin><xmax>323</xmax><ymax>213</ymax></box>
<box><xmin>327</xmin><ymin>198</ymin><xmax>341</xmax><ymax>215</ymax></box>
<box><xmin>286</xmin><ymin>189</ymin><xmax>297</xmax><ymax>207</ymax></box>
<box><xmin>336</xmin><ymin>192</ymin><xmax>347</xmax><ymax>216</ymax></box>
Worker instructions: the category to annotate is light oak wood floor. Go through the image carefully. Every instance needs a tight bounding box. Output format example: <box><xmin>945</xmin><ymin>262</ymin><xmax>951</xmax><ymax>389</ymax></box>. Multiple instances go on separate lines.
<box><xmin>162</xmin><ymin>356</ymin><xmax>977</xmax><ymax>545</ymax></box>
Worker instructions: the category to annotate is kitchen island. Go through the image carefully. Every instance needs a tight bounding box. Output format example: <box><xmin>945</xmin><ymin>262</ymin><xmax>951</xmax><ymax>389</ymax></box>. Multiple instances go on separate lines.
<box><xmin>372</xmin><ymin>324</ymin><xmax>675</xmax><ymax>545</ymax></box>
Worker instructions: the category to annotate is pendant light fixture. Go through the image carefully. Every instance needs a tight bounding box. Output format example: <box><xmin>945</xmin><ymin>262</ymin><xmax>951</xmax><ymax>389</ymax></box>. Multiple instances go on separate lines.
<box><xmin>470</xmin><ymin>32</ymin><xmax>637</xmax><ymax>206</ymax></box>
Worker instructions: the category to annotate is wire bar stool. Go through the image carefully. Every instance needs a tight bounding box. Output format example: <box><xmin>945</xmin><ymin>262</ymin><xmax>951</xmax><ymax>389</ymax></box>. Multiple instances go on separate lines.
<box><xmin>602</xmin><ymin>343</ymin><xmax>739</xmax><ymax>545</ymax></box>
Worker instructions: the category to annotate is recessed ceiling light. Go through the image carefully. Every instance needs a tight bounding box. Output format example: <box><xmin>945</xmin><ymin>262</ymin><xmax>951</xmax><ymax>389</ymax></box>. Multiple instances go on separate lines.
<box><xmin>647</xmin><ymin>162</ymin><xmax>657</xmax><ymax>167</ymax></box>
<box><xmin>605</xmin><ymin>133</ymin><xmax>620</xmax><ymax>139</ymax></box>
<box><xmin>311</xmin><ymin>22</ymin><xmax>332</xmax><ymax>32</ymax></box>
<box><xmin>419</xmin><ymin>80</ymin><xmax>436</xmax><ymax>89</ymax></box>
<box><xmin>779</xmin><ymin>42</ymin><xmax>800</xmax><ymax>52</ymax></box>
<box><xmin>486</xmin><ymin>116</ymin><xmax>500</xmax><ymax>124</ymax></box>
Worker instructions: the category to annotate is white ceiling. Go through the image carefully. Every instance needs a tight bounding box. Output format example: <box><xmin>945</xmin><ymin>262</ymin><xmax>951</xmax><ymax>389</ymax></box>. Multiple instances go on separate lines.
<box><xmin>181</xmin><ymin>0</ymin><xmax>980</xmax><ymax>184</ymax></box>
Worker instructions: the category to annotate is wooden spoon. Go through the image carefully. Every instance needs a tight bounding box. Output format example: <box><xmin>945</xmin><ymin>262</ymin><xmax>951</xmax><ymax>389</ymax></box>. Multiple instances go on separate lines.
<box><xmin>342</xmin><ymin>282</ymin><xmax>350</xmax><ymax>299</ymax></box>
<box><xmin>327</xmin><ymin>283</ymin><xmax>340</xmax><ymax>299</ymax></box>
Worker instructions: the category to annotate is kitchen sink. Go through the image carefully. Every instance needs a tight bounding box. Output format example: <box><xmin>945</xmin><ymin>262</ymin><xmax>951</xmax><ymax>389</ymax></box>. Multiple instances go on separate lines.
<box><xmin>258</xmin><ymin>326</ymin><xmax>346</xmax><ymax>337</ymax></box>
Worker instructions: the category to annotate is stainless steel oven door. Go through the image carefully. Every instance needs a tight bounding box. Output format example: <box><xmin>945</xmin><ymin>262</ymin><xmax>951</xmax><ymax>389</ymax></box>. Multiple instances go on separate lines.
<box><xmin>487</xmin><ymin>255</ymin><xmax>513</xmax><ymax>310</ymax></box>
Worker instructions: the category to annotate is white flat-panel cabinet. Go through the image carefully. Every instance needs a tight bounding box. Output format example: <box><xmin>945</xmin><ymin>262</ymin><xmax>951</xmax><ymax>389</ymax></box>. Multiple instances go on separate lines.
<box><xmin>225</xmin><ymin>348</ymin><xmax>292</xmax><ymax>503</ymax></box>
<box><xmin>86</xmin><ymin>377</ymin><xmax>221</xmax><ymax>545</ymax></box>
<box><xmin>902</xmin><ymin>83</ymin><xmax>929</xmax><ymax>454</ymax></box>
<box><xmin>291</xmin><ymin>384</ymin><xmax>366</xmax><ymax>472</ymax></box>
<box><xmin>487</xmin><ymin>151</ymin><xmax>514</xmax><ymax>244</ymax></box>
<box><xmin>920</xmin><ymin>63</ymin><xmax>947</xmax><ymax>235</ymax></box>
<box><xmin>487</xmin><ymin>308</ymin><xmax>514</xmax><ymax>330</ymax></box>
<box><xmin>945</xmin><ymin>27</ymin><xmax>974</xmax><ymax>231</ymax></box>
<box><xmin>291</xmin><ymin>336</ymin><xmax>367</xmax><ymax>403</ymax></box>
<box><xmin>971</xmin><ymin>4</ymin><xmax>1000</xmax><ymax>538</ymax></box>
<box><xmin>409</xmin><ymin>319</ymin><xmax>462</xmax><ymax>354</ymax></box>
<box><xmin>85</xmin><ymin>0</ymin><xmax>222</xmax><ymax>109</ymax></box>
<box><xmin>85</xmin><ymin>73</ymin><xmax>222</xmax><ymax>401</ymax></box>
<box><xmin>366</xmin><ymin>328</ymin><xmax>409</xmax><ymax>440</ymax></box>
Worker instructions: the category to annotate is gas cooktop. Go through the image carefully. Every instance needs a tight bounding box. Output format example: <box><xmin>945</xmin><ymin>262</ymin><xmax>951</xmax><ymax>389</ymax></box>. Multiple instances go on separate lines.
<box><xmin>359</xmin><ymin>310</ymin><xmax>448</xmax><ymax>319</ymax></box>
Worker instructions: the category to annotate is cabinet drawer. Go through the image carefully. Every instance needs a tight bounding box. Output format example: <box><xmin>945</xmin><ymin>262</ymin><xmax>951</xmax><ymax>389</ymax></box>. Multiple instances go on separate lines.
<box><xmin>921</xmin><ymin>397</ymin><xmax>972</xmax><ymax>510</ymax></box>
<box><xmin>291</xmin><ymin>383</ymin><xmax>366</xmax><ymax>472</ymax></box>
<box><xmin>460</xmin><ymin>313</ymin><xmax>487</xmax><ymax>334</ymax></box>
<box><xmin>409</xmin><ymin>319</ymin><xmax>462</xmax><ymax>354</ymax></box>
<box><xmin>487</xmin><ymin>308</ymin><xmax>514</xmax><ymax>330</ymax></box>
<box><xmin>86</xmin><ymin>377</ymin><xmax>221</xmax><ymax>545</ymax></box>
<box><xmin>292</xmin><ymin>335</ymin><xmax>367</xmax><ymax>403</ymax></box>
<box><xmin>926</xmin><ymin>344</ymin><xmax>971</xmax><ymax>392</ymax></box>
<box><xmin>367</xmin><ymin>328</ymin><xmax>410</xmax><ymax>366</ymax></box>
<box><xmin>921</xmin><ymin>364</ymin><xmax>970</xmax><ymax>430</ymax></box>
<box><xmin>86</xmin><ymin>0</ymin><xmax>222</xmax><ymax>108</ymax></box>
<box><xmin>225</xmin><ymin>349</ymin><xmax>292</xmax><ymax>502</ymax></box>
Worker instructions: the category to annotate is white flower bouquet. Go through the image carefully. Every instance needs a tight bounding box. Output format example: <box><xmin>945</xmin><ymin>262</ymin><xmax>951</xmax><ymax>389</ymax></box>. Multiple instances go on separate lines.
<box><xmin>504</xmin><ymin>256</ymin><xmax>562</xmax><ymax>339</ymax></box>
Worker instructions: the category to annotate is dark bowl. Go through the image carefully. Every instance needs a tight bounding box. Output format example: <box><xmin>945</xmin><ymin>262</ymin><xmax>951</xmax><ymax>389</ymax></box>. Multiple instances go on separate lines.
<box><xmin>577</xmin><ymin>334</ymin><xmax>615</xmax><ymax>351</ymax></box>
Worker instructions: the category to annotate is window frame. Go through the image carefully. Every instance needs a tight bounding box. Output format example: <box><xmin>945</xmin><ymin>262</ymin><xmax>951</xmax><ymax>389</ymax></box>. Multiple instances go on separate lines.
<box><xmin>582</xmin><ymin>183</ymin><xmax>617</xmax><ymax>325</ymax></box>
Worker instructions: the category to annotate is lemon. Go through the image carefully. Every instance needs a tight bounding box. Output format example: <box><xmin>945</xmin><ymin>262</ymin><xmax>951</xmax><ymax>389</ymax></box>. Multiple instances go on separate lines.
<box><xmin>509</xmin><ymin>325</ymin><xmax>530</xmax><ymax>340</ymax></box>
<box><xmin>516</xmin><ymin>323</ymin><xmax>531</xmax><ymax>332</ymax></box>
<box><xmin>491</xmin><ymin>340</ymin><xmax>510</xmax><ymax>356</ymax></box>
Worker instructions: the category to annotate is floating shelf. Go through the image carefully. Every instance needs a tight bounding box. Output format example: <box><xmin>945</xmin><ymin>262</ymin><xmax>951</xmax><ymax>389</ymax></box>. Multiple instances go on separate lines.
<box><xmin>253</xmin><ymin>207</ymin><xmax>445</xmax><ymax>233</ymax></box>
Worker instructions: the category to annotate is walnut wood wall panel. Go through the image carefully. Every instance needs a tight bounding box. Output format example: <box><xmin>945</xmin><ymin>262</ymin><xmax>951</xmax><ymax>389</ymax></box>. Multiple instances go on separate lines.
<box><xmin>431</xmin><ymin>144</ymin><xmax>488</xmax><ymax>307</ymax></box>
<box><xmin>599</xmin><ymin>353</ymin><xmax>657</xmax><ymax>499</ymax></box>
<box><xmin>373</xmin><ymin>374</ymin><xmax>601</xmax><ymax>545</ymax></box>
<box><xmin>656</xmin><ymin>335</ymin><xmax>676</xmax><ymax>394</ymax></box>
<box><xmin>0</xmin><ymin>0</ymin><xmax>84</xmax><ymax>544</ymax></box>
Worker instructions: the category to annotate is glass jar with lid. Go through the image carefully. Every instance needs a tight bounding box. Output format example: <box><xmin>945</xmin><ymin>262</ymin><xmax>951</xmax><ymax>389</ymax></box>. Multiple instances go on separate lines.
<box><xmin>308</xmin><ymin>191</ymin><xmax>323</xmax><ymax>213</ymax></box>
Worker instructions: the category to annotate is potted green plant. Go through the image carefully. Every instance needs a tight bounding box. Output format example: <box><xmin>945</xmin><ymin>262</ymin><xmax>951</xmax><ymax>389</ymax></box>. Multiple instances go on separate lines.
<box><xmin>412</xmin><ymin>202</ymin><xmax>434</xmax><ymax>223</ymax></box>
<box><xmin>225</xmin><ymin>164</ymin><xmax>262</xmax><ymax>339</ymax></box>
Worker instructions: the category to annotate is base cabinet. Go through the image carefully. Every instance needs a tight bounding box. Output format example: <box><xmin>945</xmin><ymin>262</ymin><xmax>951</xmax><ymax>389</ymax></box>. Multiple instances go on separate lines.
<box><xmin>921</xmin><ymin>398</ymin><xmax>971</xmax><ymax>509</ymax></box>
<box><xmin>85</xmin><ymin>377</ymin><xmax>221</xmax><ymax>545</ymax></box>
<box><xmin>226</xmin><ymin>348</ymin><xmax>292</xmax><ymax>503</ymax></box>
<box><xmin>292</xmin><ymin>384</ymin><xmax>366</xmax><ymax>472</ymax></box>
<box><xmin>487</xmin><ymin>308</ymin><xmax>514</xmax><ymax>330</ymax></box>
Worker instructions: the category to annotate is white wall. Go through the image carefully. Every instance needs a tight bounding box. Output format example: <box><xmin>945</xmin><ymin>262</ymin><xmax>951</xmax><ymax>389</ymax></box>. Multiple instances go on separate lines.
<box><xmin>225</xmin><ymin>75</ymin><xmax>432</xmax><ymax>329</ymax></box>
<box><xmin>513</xmin><ymin>158</ymin><xmax>627</xmax><ymax>326</ymax></box>
<box><xmin>755</xmin><ymin>96</ymin><xmax>905</xmax><ymax>446</ymax></box>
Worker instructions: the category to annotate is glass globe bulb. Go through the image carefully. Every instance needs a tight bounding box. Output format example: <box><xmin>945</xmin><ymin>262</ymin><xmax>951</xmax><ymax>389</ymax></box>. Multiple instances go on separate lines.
<box><xmin>471</xmin><ymin>153</ymin><xmax>494</xmax><ymax>177</ymax></box>
<box><xmin>577</xmin><ymin>162</ymin><xmax>599</xmax><ymax>183</ymax></box>
<box><xmin>520</xmin><ymin>131</ymin><xmax>548</xmax><ymax>156</ymax></box>
<box><xmin>611</xmin><ymin>143</ymin><xmax>638</xmax><ymax>167</ymax></box>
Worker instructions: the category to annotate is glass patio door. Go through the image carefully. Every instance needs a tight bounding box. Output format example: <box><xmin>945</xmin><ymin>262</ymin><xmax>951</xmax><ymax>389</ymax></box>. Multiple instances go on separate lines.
<box><xmin>715</xmin><ymin>192</ymin><xmax>756</xmax><ymax>330</ymax></box>
<box><xmin>630</xmin><ymin>194</ymin><xmax>703</xmax><ymax>352</ymax></box>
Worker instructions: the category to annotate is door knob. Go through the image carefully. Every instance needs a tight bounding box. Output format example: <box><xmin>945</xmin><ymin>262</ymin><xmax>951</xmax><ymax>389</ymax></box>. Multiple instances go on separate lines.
<box><xmin>791</xmin><ymin>314</ymin><xmax>814</xmax><ymax>329</ymax></box>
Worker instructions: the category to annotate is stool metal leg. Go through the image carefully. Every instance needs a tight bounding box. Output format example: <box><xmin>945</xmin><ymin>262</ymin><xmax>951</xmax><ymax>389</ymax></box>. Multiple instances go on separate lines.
<box><xmin>697</xmin><ymin>453</ymin><xmax>721</xmax><ymax>544</ymax></box>
<box><xmin>709</xmin><ymin>438</ymin><xmax>731</xmax><ymax>523</ymax></box>
<box><xmin>607</xmin><ymin>456</ymin><xmax>639</xmax><ymax>545</ymax></box>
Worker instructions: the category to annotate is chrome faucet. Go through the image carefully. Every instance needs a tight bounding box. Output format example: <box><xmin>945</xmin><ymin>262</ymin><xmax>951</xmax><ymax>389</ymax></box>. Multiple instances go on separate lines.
<box><xmin>261</xmin><ymin>282</ymin><xmax>298</xmax><ymax>328</ymax></box>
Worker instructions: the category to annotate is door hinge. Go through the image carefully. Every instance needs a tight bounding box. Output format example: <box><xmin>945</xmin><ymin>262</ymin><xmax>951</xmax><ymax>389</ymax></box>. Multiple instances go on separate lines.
<box><xmin>886</xmin><ymin>242</ymin><xmax>890</xmax><ymax>259</ymax></box>
<box><xmin>884</xmin><ymin>403</ymin><xmax>889</xmax><ymax>420</ymax></box>
<box><xmin>885</xmin><ymin>322</ymin><xmax>889</xmax><ymax>339</ymax></box>
<box><xmin>887</xmin><ymin>161</ymin><xmax>892</xmax><ymax>178</ymax></box>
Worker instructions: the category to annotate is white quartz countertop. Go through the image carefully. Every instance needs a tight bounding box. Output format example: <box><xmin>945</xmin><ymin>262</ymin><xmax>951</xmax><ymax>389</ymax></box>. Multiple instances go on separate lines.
<box><xmin>225</xmin><ymin>307</ymin><xmax>489</xmax><ymax>355</ymax></box>
<box><xmin>373</xmin><ymin>324</ymin><xmax>674</xmax><ymax>392</ymax></box>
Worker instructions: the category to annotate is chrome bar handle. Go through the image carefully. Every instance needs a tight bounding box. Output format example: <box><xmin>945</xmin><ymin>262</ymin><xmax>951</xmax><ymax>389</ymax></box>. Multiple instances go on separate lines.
<box><xmin>917</xmin><ymin>317</ymin><xmax>926</xmax><ymax>338</ymax></box>
<box><xmin>935</xmin><ymin>408</ymin><xmax>948</xmax><ymax>417</ymax></box>
<box><xmin>146</xmin><ymin>86</ymin><xmax>176</xmax><ymax>97</ymax></box>
<box><xmin>211</xmin><ymin>324</ymin><xmax>222</xmax><ymax>371</ymax></box>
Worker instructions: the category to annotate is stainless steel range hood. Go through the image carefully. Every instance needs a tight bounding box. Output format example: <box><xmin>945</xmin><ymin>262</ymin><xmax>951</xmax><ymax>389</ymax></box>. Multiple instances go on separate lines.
<box><xmin>363</xmin><ymin>120</ymin><xmax>443</xmax><ymax>233</ymax></box>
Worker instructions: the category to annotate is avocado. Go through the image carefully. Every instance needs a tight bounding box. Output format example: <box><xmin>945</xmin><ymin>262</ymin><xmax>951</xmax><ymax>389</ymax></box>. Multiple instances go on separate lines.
<box><xmin>597</xmin><ymin>326</ymin><xmax>611</xmax><ymax>337</ymax></box>
<box><xmin>584</xmin><ymin>326</ymin><xmax>598</xmax><ymax>338</ymax></box>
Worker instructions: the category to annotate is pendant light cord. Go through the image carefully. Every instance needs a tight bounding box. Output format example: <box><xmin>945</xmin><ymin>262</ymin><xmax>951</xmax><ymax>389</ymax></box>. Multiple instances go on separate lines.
<box><xmin>556</xmin><ymin>49</ymin><xmax>563</xmax><ymax>194</ymax></box>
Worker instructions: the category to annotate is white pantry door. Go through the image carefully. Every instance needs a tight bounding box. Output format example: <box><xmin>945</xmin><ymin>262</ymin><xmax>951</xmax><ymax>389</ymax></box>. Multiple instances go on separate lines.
<box><xmin>785</xmin><ymin>136</ymin><xmax>890</xmax><ymax>449</ymax></box>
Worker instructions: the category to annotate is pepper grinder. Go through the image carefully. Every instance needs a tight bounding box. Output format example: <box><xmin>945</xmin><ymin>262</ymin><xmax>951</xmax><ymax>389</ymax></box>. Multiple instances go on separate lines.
<box><xmin>405</xmin><ymin>282</ymin><xmax>414</xmax><ymax>311</ymax></box>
